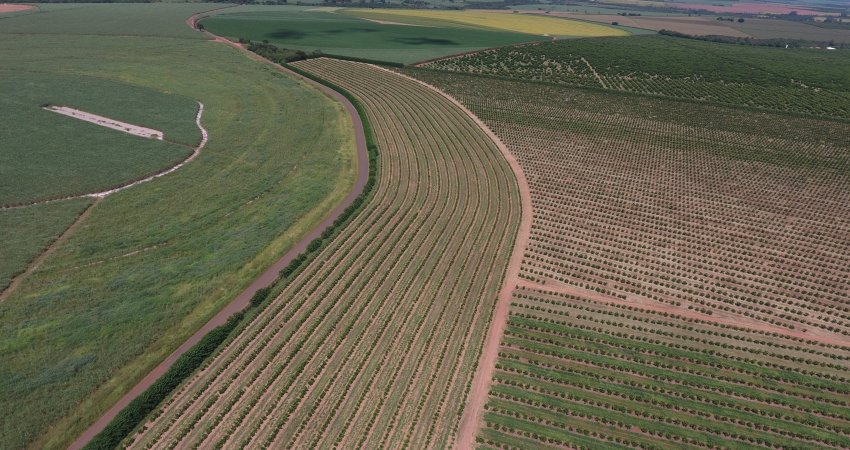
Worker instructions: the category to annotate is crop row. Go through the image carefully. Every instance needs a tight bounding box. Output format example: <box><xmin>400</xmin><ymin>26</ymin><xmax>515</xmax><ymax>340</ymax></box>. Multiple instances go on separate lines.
<box><xmin>126</xmin><ymin>59</ymin><xmax>520</xmax><ymax>450</ymax></box>
<box><xmin>407</xmin><ymin>70</ymin><xmax>850</xmax><ymax>343</ymax></box>
<box><xmin>480</xmin><ymin>310</ymin><xmax>850</xmax><ymax>449</ymax></box>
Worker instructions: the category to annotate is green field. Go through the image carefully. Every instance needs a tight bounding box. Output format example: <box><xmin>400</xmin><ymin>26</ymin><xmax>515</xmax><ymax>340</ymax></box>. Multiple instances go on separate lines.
<box><xmin>1</xmin><ymin>72</ymin><xmax>200</xmax><ymax>205</ymax></box>
<box><xmin>0</xmin><ymin>199</ymin><xmax>92</xmax><ymax>292</ymax></box>
<box><xmin>731</xmin><ymin>18</ymin><xmax>850</xmax><ymax>44</ymax></box>
<box><xmin>424</xmin><ymin>34</ymin><xmax>850</xmax><ymax>119</ymax></box>
<box><xmin>201</xmin><ymin>6</ymin><xmax>548</xmax><ymax>63</ymax></box>
<box><xmin>0</xmin><ymin>4</ymin><xmax>357</xmax><ymax>449</ymax></box>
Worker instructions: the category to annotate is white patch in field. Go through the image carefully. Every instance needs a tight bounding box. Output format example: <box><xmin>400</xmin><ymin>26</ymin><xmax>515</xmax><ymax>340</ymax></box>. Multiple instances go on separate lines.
<box><xmin>44</xmin><ymin>106</ymin><xmax>164</xmax><ymax>140</ymax></box>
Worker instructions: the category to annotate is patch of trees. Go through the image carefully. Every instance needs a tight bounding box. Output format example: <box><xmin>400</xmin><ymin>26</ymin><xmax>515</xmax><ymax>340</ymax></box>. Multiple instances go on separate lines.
<box><xmin>244</xmin><ymin>40</ymin><xmax>320</xmax><ymax>63</ymax></box>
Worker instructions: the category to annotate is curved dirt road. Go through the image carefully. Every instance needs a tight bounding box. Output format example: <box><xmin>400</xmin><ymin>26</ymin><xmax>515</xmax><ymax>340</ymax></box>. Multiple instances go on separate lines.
<box><xmin>67</xmin><ymin>23</ymin><xmax>369</xmax><ymax>450</ymax></box>
<box><xmin>373</xmin><ymin>67</ymin><xmax>534</xmax><ymax>449</ymax></box>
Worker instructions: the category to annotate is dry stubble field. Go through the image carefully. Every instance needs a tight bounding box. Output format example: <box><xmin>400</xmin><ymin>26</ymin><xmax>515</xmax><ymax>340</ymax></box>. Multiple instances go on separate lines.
<box><xmin>124</xmin><ymin>59</ymin><xmax>520</xmax><ymax>449</ymax></box>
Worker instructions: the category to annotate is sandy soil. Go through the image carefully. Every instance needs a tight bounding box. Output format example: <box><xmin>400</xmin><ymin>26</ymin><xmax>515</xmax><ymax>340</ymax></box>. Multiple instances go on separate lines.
<box><xmin>45</xmin><ymin>106</ymin><xmax>164</xmax><ymax>140</ymax></box>
<box><xmin>379</xmin><ymin>69</ymin><xmax>534</xmax><ymax>450</ymax></box>
<box><xmin>66</xmin><ymin>22</ymin><xmax>370</xmax><ymax>450</ymax></box>
<box><xmin>0</xmin><ymin>3</ymin><xmax>32</xmax><ymax>13</ymax></box>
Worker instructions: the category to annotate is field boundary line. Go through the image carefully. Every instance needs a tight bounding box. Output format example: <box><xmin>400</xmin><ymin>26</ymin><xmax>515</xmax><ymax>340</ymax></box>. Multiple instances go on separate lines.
<box><xmin>580</xmin><ymin>57</ymin><xmax>608</xmax><ymax>89</ymax></box>
<box><xmin>66</xmin><ymin>31</ymin><xmax>370</xmax><ymax>450</ymax></box>
<box><xmin>2</xmin><ymin>102</ymin><xmax>207</xmax><ymax>209</ymax></box>
<box><xmin>515</xmin><ymin>279</ymin><xmax>850</xmax><ymax>347</ymax></box>
<box><xmin>0</xmin><ymin>198</ymin><xmax>100</xmax><ymax>302</ymax></box>
<box><xmin>369</xmin><ymin>65</ymin><xmax>534</xmax><ymax>449</ymax></box>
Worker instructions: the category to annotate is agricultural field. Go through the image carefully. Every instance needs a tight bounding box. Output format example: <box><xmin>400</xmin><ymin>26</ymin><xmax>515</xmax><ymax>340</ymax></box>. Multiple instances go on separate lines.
<box><xmin>1</xmin><ymin>72</ymin><xmax>200</xmax><ymax>206</ymax></box>
<box><xmin>123</xmin><ymin>58</ymin><xmax>520</xmax><ymax>450</ymax></box>
<box><xmin>407</xmin><ymin>68</ymin><xmax>850</xmax><ymax>448</ymax></box>
<box><xmin>423</xmin><ymin>34</ymin><xmax>850</xmax><ymax>119</ymax></box>
<box><xmin>548</xmin><ymin>13</ymin><xmax>750</xmax><ymax>37</ymax></box>
<box><xmin>0</xmin><ymin>199</ymin><xmax>91</xmax><ymax>292</ymax></box>
<box><xmin>344</xmin><ymin>9</ymin><xmax>629</xmax><ymax>37</ymax></box>
<box><xmin>731</xmin><ymin>18</ymin><xmax>850</xmax><ymax>44</ymax></box>
<box><xmin>200</xmin><ymin>6</ymin><xmax>552</xmax><ymax>64</ymax></box>
<box><xmin>0</xmin><ymin>4</ymin><xmax>357</xmax><ymax>449</ymax></box>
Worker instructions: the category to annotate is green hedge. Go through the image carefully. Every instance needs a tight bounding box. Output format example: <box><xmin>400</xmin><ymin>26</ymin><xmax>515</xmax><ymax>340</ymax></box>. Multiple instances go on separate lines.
<box><xmin>83</xmin><ymin>312</ymin><xmax>244</xmax><ymax>450</ymax></box>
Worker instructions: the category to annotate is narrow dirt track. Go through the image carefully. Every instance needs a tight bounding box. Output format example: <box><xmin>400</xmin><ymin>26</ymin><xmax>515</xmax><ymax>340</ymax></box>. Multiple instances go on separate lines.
<box><xmin>0</xmin><ymin>199</ymin><xmax>100</xmax><ymax>302</ymax></box>
<box><xmin>66</xmin><ymin>19</ymin><xmax>369</xmax><ymax>450</ymax></box>
<box><xmin>385</xmin><ymin>71</ymin><xmax>534</xmax><ymax>450</ymax></box>
<box><xmin>1</xmin><ymin>103</ymin><xmax>207</xmax><ymax>303</ymax></box>
<box><xmin>515</xmin><ymin>279</ymin><xmax>850</xmax><ymax>347</ymax></box>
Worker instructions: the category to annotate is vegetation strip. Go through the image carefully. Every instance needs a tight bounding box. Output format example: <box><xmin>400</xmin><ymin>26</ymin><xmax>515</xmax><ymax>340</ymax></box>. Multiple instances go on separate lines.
<box><xmin>69</xmin><ymin>45</ymin><xmax>371</xmax><ymax>450</ymax></box>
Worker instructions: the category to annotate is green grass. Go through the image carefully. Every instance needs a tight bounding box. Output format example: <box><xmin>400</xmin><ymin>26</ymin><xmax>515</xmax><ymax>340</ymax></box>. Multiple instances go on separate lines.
<box><xmin>0</xmin><ymin>199</ymin><xmax>92</xmax><ymax>291</ymax></box>
<box><xmin>201</xmin><ymin>6</ymin><xmax>547</xmax><ymax>64</ymax></box>
<box><xmin>0</xmin><ymin>3</ymin><xmax>208</xmax><ymax>38</ymax></box>
<box><xmin>0</xmin><ymin>72</ymin><xmax>200</xmax><ymax>205</ymax></box>
<box><xmin>0</xmin><ymin>4</ymin><xmax>357</xmax><ymax>449</ymax></box>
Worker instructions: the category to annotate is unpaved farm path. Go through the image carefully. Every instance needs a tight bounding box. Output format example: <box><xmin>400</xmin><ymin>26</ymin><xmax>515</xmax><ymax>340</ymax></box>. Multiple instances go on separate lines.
<box><xmin>0</xmin><ymin>199</ymin><xmax>101</xmax><ymax>302</ymax></box>
<box><xmin>376</xmin><ymin>69</ymin><xmax>534</xmax><ymax>450</ymax></box>
<box><xmin>2</xmin><ymin>102</ymin><xmax>207</xmax><ymax>210</ymax></box>
<box><xmin>0</xmin><ymin>103</ymin><xmax>207</xmax><ymax>302</ymax></box>
<box><xmin>67</xmin><ymin>15</ymin><xmax>369</xmax><ymax>450</ymax></box>
<box><xmin>515</xmin><ymin>279</ymin><xmax>850</xmax><ymax>347</ymax></box>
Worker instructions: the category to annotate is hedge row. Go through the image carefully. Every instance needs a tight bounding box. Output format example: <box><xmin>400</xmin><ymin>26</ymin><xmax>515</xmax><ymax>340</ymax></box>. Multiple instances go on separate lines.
<box><xmin>83</xmin><ymin>312</ymin><xmax>244</xmax><ymax>450</ymax></box>
<box><xmin>82</xmin><ymin>58</ymin><xmax>380</xmax><ymax>450</ymax></box>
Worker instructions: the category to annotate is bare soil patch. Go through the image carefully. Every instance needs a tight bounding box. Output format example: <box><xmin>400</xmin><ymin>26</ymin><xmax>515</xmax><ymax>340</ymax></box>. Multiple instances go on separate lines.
<box><xmin>45</xmin><ymin>106</ymin><xmax>164</xmax><ymax>140</ymax></box>
<box><xmin>0</xmin><ymin>4</ymin><xmax>33</xmax><ymax>13</ymax></box>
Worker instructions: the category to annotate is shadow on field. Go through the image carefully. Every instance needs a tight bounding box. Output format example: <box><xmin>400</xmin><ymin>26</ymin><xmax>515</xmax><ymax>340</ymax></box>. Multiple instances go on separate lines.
<box><xmin>269</xmin><ymin>30</ymin><xmax>307</xmax><ymax>39</ymax></box>
<box><xmin>392</xmin><ymin>36</ymin><xmax>458</xmax><ymax>45</ymax></box>
<box><xmin>323</xmin><ymin>27</ymin><xmax>379</xmax><ymax>34</ymax></box>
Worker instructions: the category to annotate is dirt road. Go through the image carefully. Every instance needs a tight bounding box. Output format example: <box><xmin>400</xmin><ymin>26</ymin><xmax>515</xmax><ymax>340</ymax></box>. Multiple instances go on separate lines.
<box><xmin>393</xmin><ymin>75</ymin><xmax>533</xmax><ymax>450</ymax></box>
<box><xmin>66</xmin><ymin>18</ymin><xmax>369</xmax><ymax>450</ymax></box>
<box><xmin>0</xmin><ymin>3</ymin><xmax>33</xmax><ymax>13</ymax></box>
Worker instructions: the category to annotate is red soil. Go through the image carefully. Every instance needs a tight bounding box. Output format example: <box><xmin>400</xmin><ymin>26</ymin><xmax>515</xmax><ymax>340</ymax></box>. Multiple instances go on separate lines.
<box><xmin>0</xmin><ymin>4</ymin><xmax>33</xmax><ymax>13</ymax></box>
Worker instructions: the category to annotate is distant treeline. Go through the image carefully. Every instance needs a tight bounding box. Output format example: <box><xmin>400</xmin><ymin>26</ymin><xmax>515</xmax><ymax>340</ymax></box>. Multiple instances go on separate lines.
<box><xmin>244</xmin><ymin>40</ymin><xmax>319</xmax><ymax>64</ymax></box>
<box><xmin>659</xmin><ymin>29</ymin><xmax>847</xmax><ymax>49</ymax></box>
<box><xmin>243</xmin><ymin>40</ymin><xmax>405</xmax><ymax>67</ymax></box>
